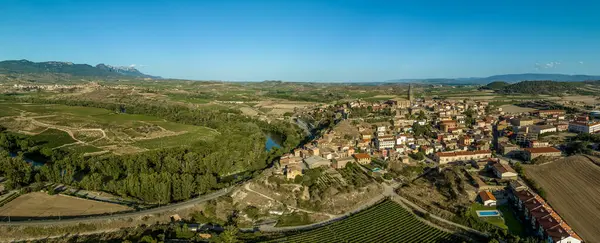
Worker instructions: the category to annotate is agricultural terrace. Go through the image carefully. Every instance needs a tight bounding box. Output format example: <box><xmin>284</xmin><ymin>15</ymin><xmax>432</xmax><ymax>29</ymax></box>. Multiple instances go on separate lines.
<box><xmin>0</xmin><ymin>192</ymin><xmax>132</xmax><ymax>219</ymax></box>
<box><xmin>270</xmin><ymin>200</ymin><xmax>464</xmax><ymax>243</ymax></box>
<box><xmin>524</xmin><ymin>155</ymin><xmax>600</xmax><ymax>241</ymax></box>
<box><xmin>0</xmin><ymin>102</ymin><xmax>218</xmax><ymax>155</ymax></box>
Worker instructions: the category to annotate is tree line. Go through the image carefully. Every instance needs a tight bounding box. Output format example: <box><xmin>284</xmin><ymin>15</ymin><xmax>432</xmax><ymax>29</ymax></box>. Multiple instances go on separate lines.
<box><xmin>0</xmin><ymin>96</ymin><xmax>304</xmax><ymax>203</ymax></box>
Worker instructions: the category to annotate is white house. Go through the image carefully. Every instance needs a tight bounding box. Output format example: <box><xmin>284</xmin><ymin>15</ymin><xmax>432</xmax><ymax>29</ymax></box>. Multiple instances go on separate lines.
<box><xmin>396</xmin><ymin>134</ymin><xmax>408</xmax><ymax>145</ymax></box>
<box><xmin>569</xmin><ymin>121</ymin><xmax>600</xmax><ymax>134</ymax></box>
<box><xmin>479</xmin><ymin>191</ymin><xmax>497</xmax><ymax>206</ymax></box>
<box><xmin>531</xmin><ymin>125</ymin><xmax>557</xmax><ymax>135</ymax></box>
<box><xmin>395</xmin><ymin>145</ymin><xmax>406</xmax><ymax>153</ymax></box>
<box><xmin>376</xmin><ymin>136</ymin><xmax>396</xmax><ymax>150</ymax></box>
<box><xmin>491</xmin><ymin>162</ymin><xmax>518</xmax><ymax>180</ymax></box>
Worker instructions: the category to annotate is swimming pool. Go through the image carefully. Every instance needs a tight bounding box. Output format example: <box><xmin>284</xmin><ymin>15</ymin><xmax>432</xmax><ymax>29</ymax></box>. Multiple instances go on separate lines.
<box><xmin>476</xmin><ymin>210</ymin><xmax>501</xmax><ymax>217</ymax></box>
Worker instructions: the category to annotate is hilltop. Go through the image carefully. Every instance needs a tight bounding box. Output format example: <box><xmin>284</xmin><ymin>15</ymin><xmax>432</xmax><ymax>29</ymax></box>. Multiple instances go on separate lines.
<box><xmin>0</xmin><ymin>59</ymin><xmax>160</xmax><ymax>79</ymax></box>
<box><xmin>390</xmin><ymin>73</ymin><xmax>600</xmax><ymax>85</ymax></box>
<box><xmin>491</xmin><ymin>80</ymin><xmax>600</xmax><ymax>95</ymax></box>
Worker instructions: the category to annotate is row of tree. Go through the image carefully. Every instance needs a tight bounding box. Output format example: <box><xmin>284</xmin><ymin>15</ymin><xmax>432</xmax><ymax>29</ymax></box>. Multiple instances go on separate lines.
<box><xmin>0</xmin><ymin>96</ymin><xmax>304</xmax><ymax>203</ymax></box>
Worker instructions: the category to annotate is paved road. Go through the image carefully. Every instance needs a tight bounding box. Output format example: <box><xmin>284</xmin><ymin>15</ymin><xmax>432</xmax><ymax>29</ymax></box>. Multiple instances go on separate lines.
<box><xmin>0</xmin><ymin>188</ymin><xmax>231</xmax><ymax>226</ymax></box>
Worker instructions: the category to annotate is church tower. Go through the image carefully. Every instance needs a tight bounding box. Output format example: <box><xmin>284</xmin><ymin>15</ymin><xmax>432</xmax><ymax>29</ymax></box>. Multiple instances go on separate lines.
<box><xmin>408</xmin><ymin>84</ymin><xmax>413</xmax><ymax>102</ymax></box>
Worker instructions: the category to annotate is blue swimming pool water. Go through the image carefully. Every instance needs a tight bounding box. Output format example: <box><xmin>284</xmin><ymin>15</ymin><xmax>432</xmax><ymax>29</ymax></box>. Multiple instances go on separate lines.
<box><xmin>477</xmin><ymin>210</ymin><xmax>500</xmax><ymax>217</ymax></box>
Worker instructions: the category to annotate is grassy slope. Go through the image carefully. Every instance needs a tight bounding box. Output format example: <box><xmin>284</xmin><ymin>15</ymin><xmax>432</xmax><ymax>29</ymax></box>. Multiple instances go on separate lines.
<box><xmin>30</xmin><ymin>128</ymin><xmax>76</xmax><ymax>148</ymax></box>
<box><xmin>0</xmin><ymin>102</ymin><xmax>217</xmax><ymax>152</ymax></box>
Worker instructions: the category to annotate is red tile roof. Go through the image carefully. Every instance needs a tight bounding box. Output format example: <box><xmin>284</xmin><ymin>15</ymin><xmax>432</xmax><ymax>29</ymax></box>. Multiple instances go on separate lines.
<box><xmin>515</xmin><ymin>189</ymin><xmax>536</xmax><ymax>202</ymax></box>
<box><xmin>536</xmin><ymin>109</ymin><xmax>565</xmax><ymax>114</ymax></box>
<box><xmin>479</xmin><ymin>191</ymin><xmax>496</xmax><ymax>201</ymax></box>
<box><xmin>492</xmin><ymin>162</ymin><xmax>516</xmax><ymax>174</ymax></box>
<box><xmin>353</xmin><ymin>153</ymin><xmax>370</xmax><ymax>160</ymax></box>
<box><xmin>523</xmin><ymin>147</ymin><xmax>561</xmax><ymax>154</ymax></box>
<box><xmin>435</xmin><ymin>150</ymin><xmax>491</xmax><ymax>157</ymax></box>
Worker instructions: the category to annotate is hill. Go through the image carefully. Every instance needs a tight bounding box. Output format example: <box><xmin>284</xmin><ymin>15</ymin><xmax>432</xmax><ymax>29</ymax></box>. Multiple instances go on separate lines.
<box><xmin>0</xmin><ymin>59</ymin><xmax>159</xmax><ymax>79</ymax></box>
<box><xmin>480</xmin><ymin>81</ymin><xmax>510</xmax><ymax>90</ymax></box>
<box><xmin>498</xmin><ymin>81</ymin><xmax>582</xmax><ymax>95</ymax></box>
<box><xmin>477</xmin><ymin>73</ymin><xmax>600</xmax><ymax>83</ymax></box>
<box><xmin>390</xmin><ymin>73</ymin><xmax>600</xmax><ymax>85</ymax></box>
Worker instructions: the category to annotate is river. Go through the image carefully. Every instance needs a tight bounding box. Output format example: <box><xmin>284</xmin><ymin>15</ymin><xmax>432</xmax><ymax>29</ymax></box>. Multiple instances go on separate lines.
<box><xmin>265</xmin><ymin>133</ymin><xmax>283</xmax><ymax>151</ymax></box>
<box><xmin>8</xmin><ymin>152</ymin><xmax>44</xmax><ymax>167</ymax></box>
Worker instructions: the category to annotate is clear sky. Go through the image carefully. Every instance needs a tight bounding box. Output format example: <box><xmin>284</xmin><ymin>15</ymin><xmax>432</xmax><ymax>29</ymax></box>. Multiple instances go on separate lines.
<box><xmin>1</xmin><ymin>0</ymin><xmax>598</xmax><ymax>81</ymax></box>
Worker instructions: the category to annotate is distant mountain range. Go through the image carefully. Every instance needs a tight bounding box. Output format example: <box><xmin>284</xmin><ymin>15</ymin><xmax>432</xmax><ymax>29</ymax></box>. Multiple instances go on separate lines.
<box><xmin>389</xmin><ymin>73</ymin><xmax>600</xmax><ymax>85</ymax></box>
<box><xmin>0</xmin><ymin>59</ymin><xmax>160</xmax><ymax>79</ymax></box>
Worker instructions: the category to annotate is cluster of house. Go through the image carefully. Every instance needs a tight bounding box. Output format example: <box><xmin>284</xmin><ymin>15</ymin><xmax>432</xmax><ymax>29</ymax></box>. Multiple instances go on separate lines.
<box><xmin>366</xmin><ymin>98</ymin><xmax>497</xmax><ymax>159</ymax></box>
<box><xmin>496</xmin><ymin>109</ymin><xmax>600</xmax><ymax>161</ymax></box>
<box><xmin>509</xmin><ymin>180</ymin><xmax>583</xmax><ymax>243</ymax></box>
<box><xmin>468</xmin><ymin>158</ymin><xmax>518</xmax><ymax>193</ymax></box>
<box><xmin>495</xmin><ymin>110</ymin><xmax>571</xmax><ymax>161</ymax></box>
<box><xmin>279</xmin><ymin>95</ymin><xmax>507</xmax><ymax>179</ymax></box>
<box><xmin>277</xmin><ymin>146</ymin><xmax>373</xmax><ymax>179</ymax></box>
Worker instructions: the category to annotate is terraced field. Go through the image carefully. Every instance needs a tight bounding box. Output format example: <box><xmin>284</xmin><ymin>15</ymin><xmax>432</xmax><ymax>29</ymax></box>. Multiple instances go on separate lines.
<box><xmin>271</xmin><ymin>200</ymin><xmax>464</xmax><ymax>243</ymax></box>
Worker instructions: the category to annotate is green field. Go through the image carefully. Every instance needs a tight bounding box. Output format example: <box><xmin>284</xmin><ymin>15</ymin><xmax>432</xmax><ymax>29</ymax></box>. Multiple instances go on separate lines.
<box><xmin>470</xmin><ymin>203</ymin><xmax>524</xmax><ymax>236</ymax></box>
<box><xmin>0</xmin><ymin>102</ymin><xmax>217</xmax><ymax>154</ymax></box>
<box><xmin>134</xmin><ymin>125</ymin><xmax>217</xmax><ymax>149</ymax></box>
<box><xmin>30</xmin><ymin>128</ymin><xmax>76</xmax><ymax>148</ymax></box>
<box><xmin>63</xmin><ymin>145</ymin><xmax>104</xmax><ymax>154</ymax></box>
<box><xmin>271</xmin><ymin>200</ymin><xmax>463</xmax><ymax>243</ymax></box>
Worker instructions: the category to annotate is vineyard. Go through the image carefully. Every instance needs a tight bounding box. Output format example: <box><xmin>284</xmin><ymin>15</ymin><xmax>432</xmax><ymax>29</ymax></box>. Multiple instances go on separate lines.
<box><xmin>270</xmin><ymin>200</ymin><xmax>464</xmax><ymax>243</ymax></box>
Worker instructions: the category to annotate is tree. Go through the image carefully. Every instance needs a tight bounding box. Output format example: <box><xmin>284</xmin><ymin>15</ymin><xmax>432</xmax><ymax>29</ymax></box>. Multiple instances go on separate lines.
<box><xmin>294</xmin><ymin>175</ymin><xmax>303</xmax><ymax>184</ymax></box>
<box><xmin>417</xmin><ymin>110</ymin><xmax>426</xmax><ymax>120</ymax></box>
<box><xmin>244</xmin><ymin>206</ymin><xmax>261</xmax><ymax>220</ymax></box>
<box><xmin>409</xmin><ymin>152</ymin><xmax>425</xmax><ymax>161</ymax></box>
<box><xmin>139</xmin><ymin>235</ymin><xmax>157</xmax><ymax>243</ymax></box>
<box><xmin>464</xmin><ymin>108</ymin><xmax>476</xmax><ymax>127</ymax></box>
<box><xmin>215</xmin><ymin>225</ymin><xmax>239</xmax><ymax>243</ymax></box>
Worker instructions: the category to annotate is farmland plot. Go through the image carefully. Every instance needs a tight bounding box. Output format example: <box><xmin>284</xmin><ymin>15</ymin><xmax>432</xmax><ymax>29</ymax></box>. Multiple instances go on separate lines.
<box><xmin>0</xmin><ymin>192</ymin><xmax>131</xmax><ymax>219</ymax></box>
<box><xmin>271</xmin><ymin>200</ymin><xmax>463</xmax><ymax>243</ymax></box>
<box><xmin>0</xmin><ymin>102</ymin><xmax>217</xmax><ymax>154</ymax></box>
<box><xmin>524</xmin><ymin>155</ymin><xmax>600</xmax><ymax>241</ymax></box>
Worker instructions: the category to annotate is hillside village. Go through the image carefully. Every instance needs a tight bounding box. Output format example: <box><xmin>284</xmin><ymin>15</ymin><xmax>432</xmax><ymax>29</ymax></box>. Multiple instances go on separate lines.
<box><xmin>263</xmin><ymin>87</ymin><xmax>599</xmax><ymax>243</ymax></box>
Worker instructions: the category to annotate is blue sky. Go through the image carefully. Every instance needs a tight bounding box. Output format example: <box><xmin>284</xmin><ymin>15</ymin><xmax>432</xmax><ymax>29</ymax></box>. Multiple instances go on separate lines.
<box><xmin>0</xmin><ymin>0</ymin><xmax>598</xmax><ymax>81</ymax></box>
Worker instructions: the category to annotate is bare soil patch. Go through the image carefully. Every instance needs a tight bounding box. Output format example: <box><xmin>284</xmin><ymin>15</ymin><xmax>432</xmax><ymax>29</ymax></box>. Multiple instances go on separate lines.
<box><xmin>561</xmin><ymin>95</ymin><xmax>599</xmax><ymax>105</ymax></box>
<box><xmin>256</xmin><ymin>100</ymin><xmax>319</xmax><ymax>115</ymax></box>
<box><xmin>524</xmin><ymin>155</ymin><xmax>600</xmax><ymax>241</ymax></box>
<box><xmin>239</xmin><ymin>107</ymin><xmax>259</xmax><ymax>116</ymax></box>
<box><xmin>73</xmin><ymin>130</ymin><xmax>105</xmax><ymax>142</ymax></box>
<box><xmin>0</xmin><ymin>192</ymin><xmax>131</xmax><ymax>218</ymax></box>
<box><xmin>499</xmin><ymin>104</ymin><xmax>536</xmax><ymax>114</ymax></box>
<box><xmin>0</xmin><ymin>117</ymin><xmax>46</xmax><ymax>134</ymax></box>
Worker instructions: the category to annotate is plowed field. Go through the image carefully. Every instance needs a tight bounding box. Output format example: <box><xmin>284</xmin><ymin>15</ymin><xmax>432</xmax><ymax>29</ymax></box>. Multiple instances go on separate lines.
<box><xmin>524</xmin><ymin>155</ymin><xmax>600</xmax><ymax>241</ymax></box>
